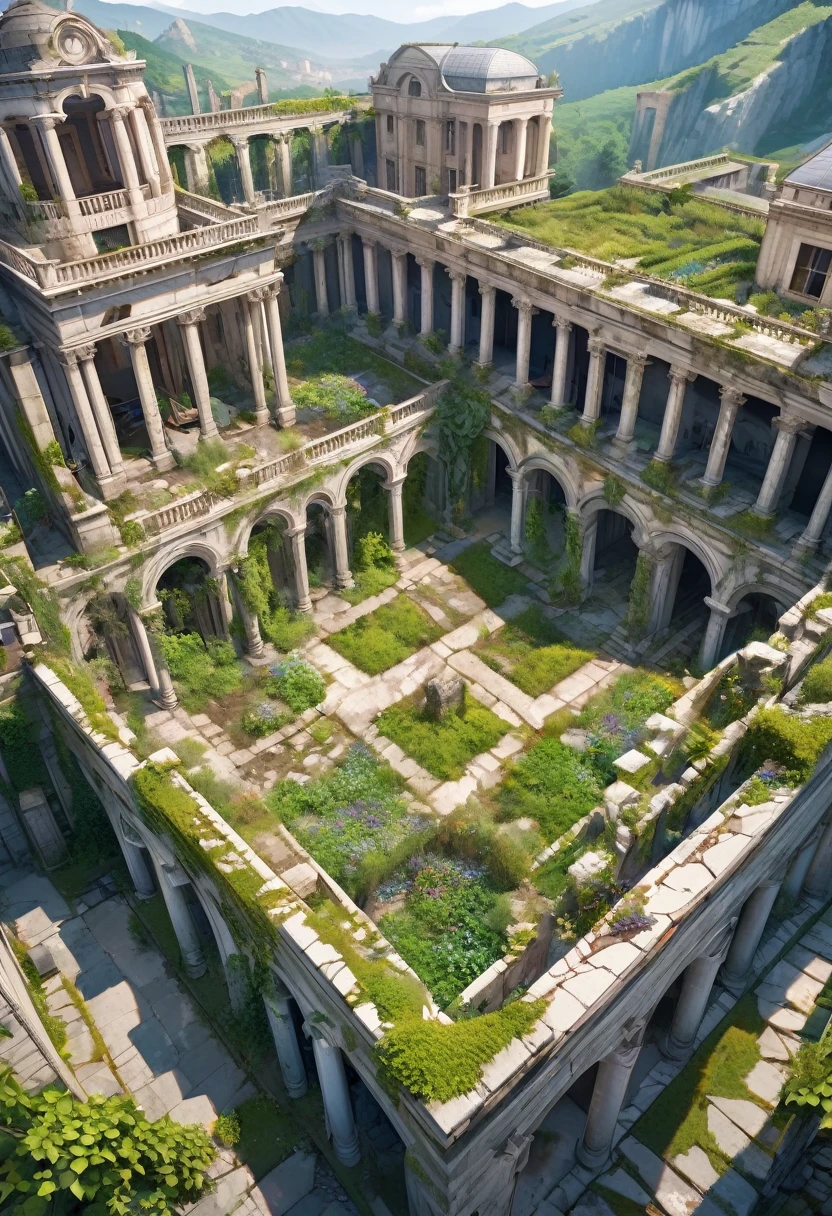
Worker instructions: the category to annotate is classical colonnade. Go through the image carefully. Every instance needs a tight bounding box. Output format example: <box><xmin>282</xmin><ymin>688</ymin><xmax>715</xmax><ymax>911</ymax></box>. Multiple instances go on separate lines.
<box><xmin>329</xmin><ymin>227</ymin><xmax>832</xmax><ymax>550</ymax></box>
<box><xmin>58</xmin><ymin>280</ymin><xmax>295</xmax><ymax>495</ymax></box>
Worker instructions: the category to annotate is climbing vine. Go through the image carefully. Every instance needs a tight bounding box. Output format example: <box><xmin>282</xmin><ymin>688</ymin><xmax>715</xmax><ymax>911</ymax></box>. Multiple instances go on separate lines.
<box><xmin>603</xmin><ymin>475</ymin><xmax>625</xmax><ymax>506</ymax></box>
<box><xmin>552</xmin><ymin>513</ymin><xmax>582</xmax><ymax>605</ymax></box>
<box><xmin>623</xmin><ymin>552</ymin><xmax>653</xmax><ymax>640</ymax></box>
<box><xmin>435</xmin><ymin>381</ymin><xmax>491</xmax><ymax>519</ymax></box>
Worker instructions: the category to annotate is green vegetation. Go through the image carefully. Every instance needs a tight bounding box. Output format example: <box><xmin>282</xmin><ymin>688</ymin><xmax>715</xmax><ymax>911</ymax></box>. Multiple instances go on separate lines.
<box><xmin>808</xmin><ymin>592</ymin><xmax>832</xmax><ymax>620</ymax></box>
<box><xmin>268</xmin><ymin>744</ymin><xmax>423</xmax><ymax>898</ymax></box>
<box><xmin>495</xmin><ymin>187</ymin><xmax>764</xmax><ymax>301</ymax></box>
<box><xmin>402</xmin><ymin>451</ymin><xmax>438</xmax><ymax>546</ymax></box>
<box><xmin>118</xmin><ymin>30</ymin><xmax>234</xmax><ymax>116</ymax></box>
<box><xmin>499</xmin><ymin>737</ymin><xmax>603</xmax><ymax>840</ymax></box>
<box><xmin>285</xmin><ymin>330</ymin><xmax>420</xmax><ymax>407</ymax></box>
<box><xmin>636</xmin><ymin>996</ymin><xmax>767</xmax><ymax>1175</ymax></box>
<box><xmin>10</xmin><ymin>937</ymin><xmax>66</xmax><ymax>1054</ymax></box>
<box><xmin>377</xmin><ymin>999</ymin><xmax>544</xmax><ymax>1103</ymax></box>
<box><xmin>800</xmin><ymin>654</ymin><xmax>832</xmax><ymax>704</ymax></box>
<box><xmin>234</xmin><ymin>1096</ymin><xmax>303</xmax><ymax>1179</ymax></box>
<box><xmin>155</xmin><ymin>632</ymin><xmax>242</xmax><ymax>712</ymax></box>
<box><xmin>328</xmin><ymin>594</ymin><xmax>443</xmax><ymax>674</ymax></box>
<box><xmin>741</xmin><ymin>706</ymin><xmax>832</xmax><ymax>780</ymax></box>
<box><xmin>377</xmin><ymin>688</ymin><xmax>508</xmax><ymax>780</ymax></box>
<box><xmin>213</xmin><ymin>1110</ymin><xmax>240</xmax><ymax>1147</ymax></box>
<box><xmin>341</xmin><ymin>531</ymin><xmax>399</xmax><ymax>605</ymax></box>
<box><xmin>548</xmin><ymin>84</ymin><xmax>640</xmax><ymax>195</ymax></box>
<box><xmin>292</xmin><ymin>373</ymin><xmax>377</xmax><ymax>422</ymax></box>
<box><xmin>237</xmin><ymin>525</ymin><xmax>316</xmax><ymax>651</ymax></box>
<box><xmin>0</xmin><ymin>1068</ymin><xmax>214</xmax><ymax>1214</ymax></box>
<box><xmin>642</xmin><ymin>460</ymin><xmax>678</xmax><ymax>496</ymax></box>
<box><xmin>704</xmin><ymin>668</ymin><xmax>759</xmax><ymax>729</ymax></box>
<box><xmin>435</xmin><ymin>382</ymin><xmax>492</xmax><ymax>517</ymax></box>
<box><xmin>574</xmin><ymin>669</ymin><xmax>680</xmax><ymax>783</ymax></box>
<box><xmin>266</xmin><ymin>654</ymin><xmax>325</xmax><ymax>713</ymax></box>
<box><xmin>0</xmin><ymin>701</ymin><xmax>48</xmax><ymax>792</ymax></box>
<box><xmin>448</xmin><ymin>542</ymin><xmax>528</xmax><ymax>608</ymax></box>
<box><xmin>785</xmin><ymin>1036</ymin><xmax>832</xmax><ymax>1127</ymax></box>
<box><xmin>475</xmin><ymin>605</ymin><xmax>593</xmax><ymax>696</ymax></box>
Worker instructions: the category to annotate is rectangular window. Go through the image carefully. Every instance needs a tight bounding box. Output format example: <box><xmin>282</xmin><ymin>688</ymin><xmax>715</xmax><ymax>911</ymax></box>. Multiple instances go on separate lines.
<box><xmin>386</xmin><ymin>114</ymin><xmax>394</xmax><ymax>136</ymax></box>
<box><xmin>790</xmin><ymin>243</ymin><xmax>832</xmax><ymax>298</ymax></box>
<box><xmin>445</xmin><ymin>120</ymin><xmax>456</xmax><ymax>155</ymax></box>
<box><xmin>415</xmin><ymin>166</ymin><xmax>426</xmax><ymax>195</ymax></box>
<box><xmin>501</xmin><ymin>124</ymin><xmax>511</xmax><ymax>155</ymax></box>
<box><xmin>415</xmin><ymin>119</ymin><xmax>425</xmax><ymax>147</ymax></box>
<box><xmin>386</xmin><ymin>159</ymin><xmax>396</xmax><ymax>192</ymax></box>
<box><xmin>447</xmin><ymin>168</ymin><xmax>457</xmax><ymax>194</ymax></box>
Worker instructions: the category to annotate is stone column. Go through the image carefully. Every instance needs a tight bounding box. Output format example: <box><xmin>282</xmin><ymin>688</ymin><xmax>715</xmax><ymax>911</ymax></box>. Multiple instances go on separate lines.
<box><xmin>155</xmin><ymin>663</ymin><xmax>178</xmax><ymax>712</ymax></box>
<box><xmin>230</xmin><ymin>135</ymin><xmax>256</xmax><ymax>204</ymax></box>
<box><xmin>339</xmin><ymin>232</ymin><xmax>357</xmax><ymax>311</ymax></box>
<box><xmin>655</xmin><ymin>366</ymin><xmax>694</xmax><ymax>463</ymax></box>
<box><xmin>550</xmin><ymin>316</ymin><xmax>572</xmax><ymax>406</ymax></box>
<box><xmin>512</xmin><ymin>298</ymin><xmax>536</xmax><ymax>389</ymax></box>
<box><xmin>263</xmin><ymin>285</ymin><xmax>296</xmax><ymax>427</ymax></box>
<box><xmin>391</xmin><ymin>251</ymin><xmax>408</xmax><ymax>327</ymax></box>
<box><xmin>31</xmin><ymin>116</ymin><xmax>81</xmax><ymax>221</ymax></box>
<box><xmin>177</xmin><ymin>309</ymin><xmax>219</xmax><ymax>440</ymax></box>
<box><xmin>783</xmin><ymin>832</ymin><xmax>821</xmax><ymax>901</ymax></box>
<box><xmin>242</xmin><ymin>298</ymin><xmax>270</xmax><ymax>426</ymax></box>
<box><xmin>108</xmin><ymin>106</ymin><xmax>146</xmax><ymax>211</ymax></box>
<box><xmin>127</xmin><ymin>605</ymin><xmax>160</xmax><ymax>696</ymax></box>
<box><xmin>0</xmin><ymin>126</ymin><xmax>23</xmax><ymax>208</ymax></box>
<box><xmin>182</xmin><ymin>144</ymin><xmax>210</xmax><ymax>195</ymax></box>
<box><xmin>577</xmin><ymin>1028</ymin><xmax>644</xmax><ymax>1168</ymax></box>
<box><xmin>264</xmin><ymin>985</ymin><xmax>307</xmax><ymax>1098</ymax></box>
<box><xmin>230</xmin><ymin>571</ymin><xmax>265</xmax><ymax>659</ymax></box>
<box><xmin>130</xmin><ymin>106</ymin><xmax>161</xmax><ymax>197</ymax></box>
<box><xmin>76</xmin><ymin>345</ymin><xmax>125</xmax><ymax>481</ymax></box>
<box><xmin>580</xmin><ymin>513</ymin><xmax>598</xmax><ymax>594</ymax></box>
<box><xmin>312</xmin><ymin>244</ymin><xmax>329</xmax><ymax>317</ymax></box>
<box><xmin>581</xmin><ymin>337</ymin><xmax>605</xmax><ymax>425</ymax></box>
<box><xmin>311</xmin><ymin>1034</ymin><xmax>360</xmax><ymax>1166</ymax></box>
<box><xmin>58</xmin><ymin>351</ymin><xmax>115</xmax><ymax>493</ymax></box>
<box><xmin>448</xmin><ymin>270</ymin><xmax>467</xmax><ymax>355</ymax></box>
<box><xmin>664</xmin><ymin>950</ymin><xmax>726</xmax><ymax>1059</ymax></box>
<box><xmin>798</xmin><ymin>455</ymin><xmax>832</xmax><ymax>549</ymax></box>
<box><xmin>509</xmin><ymin>469</ymin><xmax>527</xmax><ymax>556</ymax></box>
<box><xmin>804</xmin><ymin>819</ymin><xmax>832</xmax><ymax>899</ymax></box>
<box><xmin>753</xmin><ymin>415</ymin><xmax>804</xmax><ymax>517</ymax></box>
<box><xmin>514</xmin><ymin>117</ymin><xmax>529</xmax><ymax>182</ymax></box>
<box><xmin>362</xmin><ymin>238</ymin><xmax>379</xmax><ymax>314</ymax></box>
<box><xmin>279</xmin><ymin>135</ymin><xmax>293</xmax><ymax>197</ymax></box>
<box><xmin>698</xmin><ymin>598</ymin><xmax>733</xmax><ymax>669</ymax></box>
<box><xmin>153</xmin><ymin>861</ymin><xmax>206</xmax><ymax>978</ymax></box>
<box><xmin>417</xmin><ymin>258</ymin><xmax>434</xmax><ymax>336</ymax></box>
<box><xmin>484</xmin><ymin>122</ymin><xmax>499</xmax><ymax>189</ymax></box>
<box><xmin>330</xmin><ymin>505</ymin><xmax>354</xmax><ymax>590</ymax></box>
<box><xmin>386</xmin><ymin>476</ymin><xmax>406</xmax><ymax>558</ymax></box>
<box><xmin>477</xmin><ymin>283</ymin><xmax>496</xmax><ymax>368</ymax></box>
<box><xmin>613</xmin><ymin>353</ymin><xmax>649</xmax><ymax>449</ymax></box>
<box><xmin>124</xmin><ymin>328</ymin><xmax>175</xmax><ymax>469</ymax></box>
<box><xmin>643</xmin><ymin>543</ymin><xmax>679</xmax><ymax>634</ymax></box>
<box><xmin>121</xmin><ymin>832</ymin><xmax>156</xmax><ymax>900</ymax></box>
<box><xmin>287</xmin><ymin>524</ymin><xmax>312</xmax><ymax>613</ymax></box>
<box><xmin>537</xmin><ymin>116</ymin><xmax>551</xmax><ymax>176</ymax></box>
<box><xmin>721</xmin><ymin>881</ymin><xmax>781</xmax><ymax>994</ymax></box>
<box><xmin>701</xmin><ymin>387</ymin><xmax>744</xmax><ymax>488</ymax></box>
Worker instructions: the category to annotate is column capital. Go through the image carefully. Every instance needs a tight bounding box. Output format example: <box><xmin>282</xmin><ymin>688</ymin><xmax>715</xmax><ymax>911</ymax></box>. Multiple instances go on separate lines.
<box><xmin>774</xmin><ymin>412</ymin><xmax>806</xmax><ymax>436</ymax></box>
<box><xmin>587</xmin><ymin>335</ymin><xmax>605</xmax><ymax>357</ymax></box>
<box><xmin>30</xmin><ymin>113</ymin><xmax>64</xmax><ymax>130</ymax></box>
<box><xmin>669</xmin><ymin>364</ymin><xmax>696</xmax><ymax>386</ymax></box>
<box><xmin>719</xmin><ymin>385</ymin><xmax>746</xmax><ymax>410</ymax></box>
<box><xmin>628</xmin><ymin>351</ymin><xmax>650</xmax><ymax>370</ymax></box>
<box><xmin>447</xmin><ymin>268</ymin><xmax>467</xmax><ymax>286</ymax></box>
<box><xmin>228</xmin><ymin>133</ymin><xmax>250</xmax><ymax>149</ymax></box>
<box><xmin>512</xmin><ymin>296</ymin><xmax>537</xmax><ymax>317</ymax></box>
<box><xmin>285</xmin><ymin>523</ymin><xmax>307</xmax><ymax>540</ymax></box>
<box><xmin>329</xmin><ymin>502</ymin><xmax>347</xmax><ymax>518</ymax></box>
<box><xmin>246</xmin><ymin>285</ymin><xmax>272</xmax><ymax>304</ymax></box>
<box><xmin>361</xmin><ymin>236</ymin><xmax>377</xmax><ymax>250</ymax></box>
<box><xmin>74</xmin><ymin>343</ymin><xmax>98</xmax><ymax>363</ymax></box>
<box><xmin>177</xmin><ymin>307</ymin><xmax>206</xmax><ymax>327</ymax></box>
<box><xmin>123</xmin><ymin>326</ymin><xmax>152</xmax><ymax>347</ymax></box>
<box><xmin>415</xmin><ymin>256</ymin><xmax>434</xmax><ymax>269</ymax></box>
<box><xmin>107</xmin><ymin>104</ymin><xmax>134</xmax><ymax>124</ymax></box>
<box><xmin>57</xmin><ymin>348</ymin><xmax>81</xmax><ymax>367</ymax></box>
<box><xmin>383</xmin><ymin>475</ymin><xmax>407</xmax><ymax>491</ymax></box>
<box><xmin>703</xmin><ymin>596</ymin><xmax>732</xmax><ymax>616</ymax></box>
<box><xmin>478</xmin><ymin>281</ymin><xmax>496</xmax><ymax>298</ymax></box>
<box><xmin>339</xmin><ymin>228</ymin><xmax>354</xmax><ymax>242</ymax></box>
<box><xmin>553</xmin><ymin>314</ymin><xmax>573</xmax><ymax>333</ymax></box>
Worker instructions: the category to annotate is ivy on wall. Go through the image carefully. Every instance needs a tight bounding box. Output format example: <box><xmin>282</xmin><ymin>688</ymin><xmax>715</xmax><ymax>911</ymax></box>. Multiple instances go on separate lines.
<box><xmin>623</xmin><ymin>552</ymin><xmax>653</xmax><ymax>641</ymax></box>
<box><xmin>552</xmin><ymin>513</ymin><xmax>582</xmax><ymax>605</ymax></box>
<box><xmin>435</xmin><ymin>382</ymin><xmax>492</xmax><ymax>519</ymax></box>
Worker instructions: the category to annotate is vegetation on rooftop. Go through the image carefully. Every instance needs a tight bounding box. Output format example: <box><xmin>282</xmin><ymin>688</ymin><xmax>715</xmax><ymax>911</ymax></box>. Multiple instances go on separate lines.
<box><xmin>328</xmin><ymin>594</ymin><xmax>443</xmax><ymax>674</ymax></box>
<box><xmin>475</xmin><ymin>605</ymin><xmax>593</xmax><ymax>697</ymax></box>
<box><xmin>376</xmin><ymin>686</ymin><xmax>508</xmax><ymax>781</ymax></box>
<box><xmin>285</xmin><ymin>330</ymin><xmax>421</xmax><ymax>407</ymax></box>
<box><xmin>495</xmin><ymin>186</ymin><xmax>764</xmax><ymax>301</ymax></box>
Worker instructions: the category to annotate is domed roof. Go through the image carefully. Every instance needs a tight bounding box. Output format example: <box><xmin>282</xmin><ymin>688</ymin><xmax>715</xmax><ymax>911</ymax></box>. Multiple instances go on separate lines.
<box><xmin>0</xmin><ymin>0</ymin><xmax>122</xmax><ymax>74</ymax></box>
<box><xmin>439</xmin><ymin>46</ymin><xmax>539</xmax><ymax>93</ymax></box>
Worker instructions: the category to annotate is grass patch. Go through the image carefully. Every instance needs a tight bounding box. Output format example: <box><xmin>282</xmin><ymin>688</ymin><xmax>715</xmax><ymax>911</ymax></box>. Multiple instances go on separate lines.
<box><xmin>475</xmin><ymin>605</ymin><xmax>593</xmax><ymax>696</ymax></box>
<box><xmin>10</xmin><ymin>937</ymin><xmax>66</xmax><ymax>1053</ymax></box>
<box><xmin>800</xmin><ymin>653</ymin><xmax>832</xmax><ymax>704</ymax></box>
<box><xmin>494</xmin><ymin>186</ymin><xmax>764</xmax><ymax>301</ymax></box>
<box><xmin>285</xmin><ymin>329</ymin><xmax>421</xmax><ymax>407</ymax></box>
<box><xmin>499</xmin><ymin>737</ymin><xmax>603</xmax><ymax>841</ymax></box>
<box><xmin>574</xmin><ymin>669</ymin><xmax>681</xmax><ymax>786</ymax></box>
<box><xmin>636</xmin><ymin>995</ymin><xmax>767</xmax><ymax>1175</ymax></box>
<box><xmin>328</xmin><ymin>594</ymin><xmax>443</xmax><ymax>675</ymax></box>
<box><xmin>807</xmin><ymin>592</ymin><xmax>832</xmax><ymax>620</ymax></box>
<box><xmin>234</xmin><ymin>1095</ymin><xmax>303</xmax><ymax>1180</ymax></box>
<box><xmin>339</xmin><ymin>563</ymin><xmax>399</xmax><ymax>606</ymax></box>
<box><xmin>740</xmin><ymin>706</ymin><xmax>832</xmax><ymax>781</ymax></box>
<box><xmin>730</xmin><ymin>510</ymin><xmax>776</xmax><ymax>541</ymax></box>
<box><xmin>376</xmin><ymin>688</ymin><xmax>508</xmax><ymax>781</ymax></box>
<box><xmin>448</xmin><ymin>542</ymin><xmax>528</xmax><ymax>608</ymax></box>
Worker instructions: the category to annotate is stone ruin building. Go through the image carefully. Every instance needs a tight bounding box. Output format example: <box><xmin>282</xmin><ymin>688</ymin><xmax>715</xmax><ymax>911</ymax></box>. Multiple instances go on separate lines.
<box><xmin>0</xmin><ymin>3</ymin><xmax>832</xmax><ymax>1216</ymax></box>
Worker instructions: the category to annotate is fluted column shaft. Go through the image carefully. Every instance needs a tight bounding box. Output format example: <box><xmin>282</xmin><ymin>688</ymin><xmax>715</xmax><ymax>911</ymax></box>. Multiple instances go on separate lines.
<box><xmin>509</xmin><ymin>469</ymin><xmax>527</xmax><ymax>555</ymax></box>
<box><xmin>578</xmin><ymin>1030</ymin><xmax>644</xmax><ymax>1168</ymax></box>
<box><xmin>753</xmin><ymin>415</ymin><xmax>803</xmax><ymax>517</ymax></box>
<box><xmin>702</xmin><ymin>388</ymin><xmax>744</xmax><ymax>487</ymax></box>
<box><xmin>330</xmin><ymin>505</ymin><xmax>354</xmax><ymax>589</ymax></box>
<box><xmin>242</xmin><ymin>299</ymin><xmax>270</xmax><ymax>425</ymax></box>
<box><xmin>287</xmin><ymin>525</ymin><xmax>312</xmax><ymax>613</ymax></box>
<box><xmin>262</xmin><ymin>286</ymin><xmax>295</xmax><ymax>427</ymax></box>
<box><xmin>231</xmin><ymin>135</ymin><xmax>255</xmax><ymax>204</ymax></box>
<box><xmin>721</xmin><ymin>882</ymin><xmax>781</xmax><ymax>993</ymax></box>
<box><xmin>362</xmin><ymin>239</ymin><xmax>379</xmax><ymax>314</ymax></box>
<box><xmin>391</xmin><ymin>251</ymin><xmax>408</xmax><ymax>326</ymax></box>
<box><xmin>655</xmin><ymin>367</ymin><xmax>694</xmax><ymax>462</ymax></box>
<box><xmin>581</xmin><ymin>338</ymin><xmax>605</xmax><ymax>424</ymax></box>
<box><xmin>178</xmin><ymin>310</ymin><xmax>219</xmax><ymax>439</ymax></box>
<box><xmin>550</xmin><ymin>317</ymin><xmax>572</xmax><ymax>406</ymax></box>
<box><xmin>311</xmin><ymin>1035</ymin><xmax>360</xmax><ymax>1166</ymax></box>
<box><xmin>108</xmin><ymin>107</ymin><xmax>145</xmax><ymax>210</ymax></box>
<box><xmin>477</xmin><ymin>283</ymin><xmax>496</xmax><ymax>367</ymax></box>
<box><xmin>312</xmin><ymin>245</ymin><xmax>329</xmax><ymax>316</ymax></box>
<box><xmin>448</xmin><ymin>271</ymin><xmax>466</xmax><ymax>354</ymax></box>
<box><xmin>513</xmin><ymin>298</ymin><xmax>536</xmax><ymax>388</ymax></box>
<box><xmin>386</xmin><ymin>477</ymin><xmax>406</xmax><ymax>556</ymax></box>
<box><xmin>514</xmin><ymin>117</ymin><xmax>529</xmax><ymax>181</ymax></box>
<box><xmin>60</xmin><ymin>353</ymin><xmax>112</xmax><ymax>486</ymax></box>
<box><xmin>339</xmin><ymin>233</ymin><xmax>357</xmax><ymax>310</ymax></box>
<box><xmin>76</xmin><ymin>346</ymin><xmax>124</xmax><ymax>478</ymax></box>
<box><xmin>124</xmin><ymin>328</ymin><xmax>175</xmax><ymax>468</ymax></box>
<box><xmin>264</xmin><ymin>988</ymin><xmax>307</xmax><ymax>1097</ymax></box>
<box><xmin>614</xmin><ymin>354</ymin><xmax>648</xmax><ymax>446</ymax></box>
<box><xmin>484</xmin><ymin>122</ymin><xmax>499</xmax><ymax>189</ymax></box>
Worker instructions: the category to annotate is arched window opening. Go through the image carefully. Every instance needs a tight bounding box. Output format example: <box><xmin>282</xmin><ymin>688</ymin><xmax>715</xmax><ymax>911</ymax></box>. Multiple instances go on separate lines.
<box><xmin>61</xmin><ymin>94</ymin><xmax>119</xmax><ymax>196</ymax></box>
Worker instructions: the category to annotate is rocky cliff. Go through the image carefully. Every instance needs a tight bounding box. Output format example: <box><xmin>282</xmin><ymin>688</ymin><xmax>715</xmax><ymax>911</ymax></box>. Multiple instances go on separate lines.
<box><xmin>641</xmin><ymin>13</ymin><xmax>832</xmax><ymax>166</ymax></box>
<box><xmin>504</xmin><ymin>0</ymin><xmax>798</xmax><ymax>101</ymax></box>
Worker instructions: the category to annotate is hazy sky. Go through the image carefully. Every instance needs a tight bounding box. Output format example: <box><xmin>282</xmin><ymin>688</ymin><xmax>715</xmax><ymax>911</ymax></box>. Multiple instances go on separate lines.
<box><xmin>144</xmin><ymin>0</ymin><xmax>577</xmax><ymax>21</ymax></box>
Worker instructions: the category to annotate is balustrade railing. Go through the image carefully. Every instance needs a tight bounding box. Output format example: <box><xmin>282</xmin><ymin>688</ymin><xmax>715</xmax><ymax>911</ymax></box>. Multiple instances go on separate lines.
<box><xmin>142</xmin><ymin>384</ymin><xmax>441</xmax><ymax>535</ymax></box>
<box><xmin>452</xmin><ymin>172</ymin><xmax>552</xmax><ymax>217</ymax></box>
<box><xmin>160</xmin><ymin>104</ymin><xmax>351</xmax><ymax>139</ymax></box>
<box><xmin>174</xmin><ymin>186</ymin><xmax>242</xmax><ymax>225</ymax></box>
<box><xmin>626</xmin><ymin>154</ymin><xmax>734</xmax><ymax>184</ymax></box>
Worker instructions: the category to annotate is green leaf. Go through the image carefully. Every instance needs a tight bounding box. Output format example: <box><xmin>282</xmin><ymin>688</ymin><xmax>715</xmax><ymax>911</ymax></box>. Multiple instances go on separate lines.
<box><xmin>36</xmin><ymin>1180</ymin><xmax>56</xmax><ymax>1196</ymax></box>
<box><xmin>70</xmin><ymin>1157</ymin><xmax>88</xmax><ymax>1173</ymax></box>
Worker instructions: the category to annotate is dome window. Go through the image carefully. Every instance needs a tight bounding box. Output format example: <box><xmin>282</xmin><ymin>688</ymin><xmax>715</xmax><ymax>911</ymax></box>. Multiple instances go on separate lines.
<box><xmin>407</xmin><ymin>77</ymin><xmax>422</xmax><ymax>97</ymax></box>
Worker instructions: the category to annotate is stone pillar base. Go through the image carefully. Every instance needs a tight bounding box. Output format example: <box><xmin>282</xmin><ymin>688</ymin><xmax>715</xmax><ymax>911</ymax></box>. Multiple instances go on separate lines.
<box><xmin>149</xmin><ymin>450</ymin><xmax>176</xmax><ymax>473</ymax></box>
<box><xmin>97</xmin><ymin>470</ymin><xmax>128</xmax><ymax>500</ymax></box>
<box><xmin>277</xmin><ymin>406</ymin><xmax>296</xmax><ymax>428</ymax></box>
<box><xmin>576</xmin><ymin>1139</ymin><xmax>612</xmax><ymax>1171</ymax></box>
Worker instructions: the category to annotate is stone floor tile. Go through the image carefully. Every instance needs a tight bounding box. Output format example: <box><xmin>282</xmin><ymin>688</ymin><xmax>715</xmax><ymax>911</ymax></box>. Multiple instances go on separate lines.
<box><xmin>712</xmin><ymin>1169</ymin><xmax>759</xmax><ymax>1216</ymax></box>
<box><xmin>671</xmin><ymin>1145</ymin><xmax>719</xmax><ymax>1192</ymax></box>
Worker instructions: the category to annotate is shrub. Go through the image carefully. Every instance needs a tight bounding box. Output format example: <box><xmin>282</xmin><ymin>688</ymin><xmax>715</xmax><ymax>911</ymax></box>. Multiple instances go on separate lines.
<box><xmin>641</xmin><ymin>461</ymin><xmax>677</xmax><ymax>496</ymax></box>
<box><xmin>435</xmin><ymin>381</ymin><xmax>492</xmax><ymax>515</ymax></box>
<box><xmin>292</xmin><ymin>373</ymin><xmax>374</xmax><ymax>421</ymax></box>
<box><xmin>156</xmin><ymin>632</ymin><xmax>242</xmax><ymax>711</ymax></box>
<box><xmin>785</xmin><ymin>1039</ymin><xmax>832</xmax><ymax>1126</ymax></box>
<box><xmin>266</xmin><ymin>654</ymin><xmax>325</xmax><ymax>713</ymax></box>
<box><xmin>800</xmin><ymin>654</ymin><xmax>832</xmax><ymax>705</ymax></box>
<box><xmin>241</xmin><ymin>702</ymin><xmax>292</xmax><ymax>737</ymax></box>
<box><xmin>704</xmin><ymin>669</ymin><xmax>758</xmax><ymax>728</ymax></box>
<box><xmin>741</xmin><ymin>707</ymin><xmax>832</xmax><ymax>781</ymax></box>
<box><xmin>376</xmin><ymin>691</ymin><xmax>508</xmax><ymax>781</ymax></box>
<box><xmin>214</xmin><ymin>1109</ymin><xmax>241</xmax><ymax>1147</ymax></box>
<box><xmin>354</xmin><ymin>530</ymin><xmax>394</xmax><ymax>571</ymax></box>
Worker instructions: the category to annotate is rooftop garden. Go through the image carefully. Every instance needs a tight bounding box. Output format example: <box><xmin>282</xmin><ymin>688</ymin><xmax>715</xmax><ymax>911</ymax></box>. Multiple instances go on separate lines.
<box><xmin>285</xmin><ymin>330</ymin><xmax>423</xmax><ymax>425</ymax></box>
<box><xmin>473</xmin><ymin>604</ymin><xmax>593</xmax><ymax>697</ymax></box>
<box><xmin>495</xmin><ymin>186</ymin><xmax>765</xmax><ymax>301</ymax></box>
<box><xmin>328</xmin><ymin>594</ymin><xmax>444</xmax><ymax>674</ymax></box>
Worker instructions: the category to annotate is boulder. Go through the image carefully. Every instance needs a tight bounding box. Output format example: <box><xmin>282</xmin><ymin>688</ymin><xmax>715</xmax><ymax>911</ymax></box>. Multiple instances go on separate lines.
<box><xmin>736</xmin><ymin>641</ymin><xmax>788</xmax><ymax>692</ymax></box>
<box><xmin>425</xmin><ymin>674</ymin><xmax>465</xmax><ymax>720</ymax></box>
